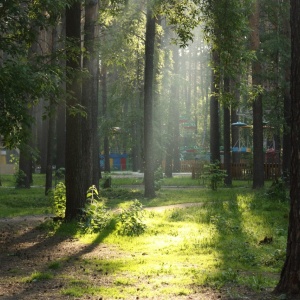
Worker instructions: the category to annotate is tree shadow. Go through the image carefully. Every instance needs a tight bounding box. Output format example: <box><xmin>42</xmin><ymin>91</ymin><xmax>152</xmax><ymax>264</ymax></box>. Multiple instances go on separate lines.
<box><xmin>197</xmin><ymin>187</ymin><xmax>287</xmax><ymax>296</ymax></box>
<box><xmin>0</xmin><ymin>217</ymin><xmax>122</xmax><ymax>300</ymax></box>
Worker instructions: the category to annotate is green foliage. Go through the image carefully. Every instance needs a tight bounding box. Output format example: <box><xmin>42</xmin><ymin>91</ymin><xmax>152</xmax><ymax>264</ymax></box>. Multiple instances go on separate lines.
<box><xmin>101</xmin><ymin>174</ymin><xmax>112</xmax><ymax>189</ymax></box>
<box><xmin>265</xmin><ymin>179</ymin><xmax>288</xmax><ymax>202</ymax></box>
<box><xmin>55</xmin><ymin>168</ymin><xmax>65</xmax><ymax>181</ymax></box>
<box><xmin>14</xmin><ymin>170</ymin><xmax>28</xmax><ymax>188</ymax></box>
<box><xmin>79</xmin><ymin>185</ymin><xmax>111</xmax><ymax>233</ymax></box>
<box><xmin>116</xmin><ymin>199</ymin><xmax>147</xmax><ymax>236</ymax></box>
<box><xmin>201</xmin><ymin>161</ymin><xmax>226</xmax><ymax>190</ymax></box>
<box><xmin>49</xmin><ymin>182</ymin><xmax>66</xmax><ymax>218</ymax></box>
<box><xmin>160</xmin><ymin>0</ymin><xmax>201</xmax><ymax>47</ymax></box>
<box><xmin>0</xmin><ymin>182</ymin><xmax>289</xmax><ymax>298</ymax></box>
<box><xmin>24</xmin><ymin>271</ymin><xmax>53</xmax><ymax>283</ymax></box>
<box><xmin>154</xmin><ymin>166</ymin><xmax>164</xmax><ymax>191</ymax></box>
<box><xmin>0</xmin><ymin>1</ymin><xmax>68</xmax><ymax>148</ymax></box>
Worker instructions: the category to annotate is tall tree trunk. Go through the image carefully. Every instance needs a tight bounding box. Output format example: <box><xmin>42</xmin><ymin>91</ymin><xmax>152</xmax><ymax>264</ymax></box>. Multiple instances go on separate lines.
<box><xmin>65</xmin><ymin>2</ymin><xmax>85</xmax><ymax>221</ymax></box>
<box><xmin>282</xmin><ymin>4</ymin><xmax>291</xmax><ymax>182</ymax></box>
<box><xmin>40</xmin><ymin>106</ymin><xmax>48</xmax><ymax>174</ymax></box>
<box><xmin>132</xmin><ymin>52</ymin><xmax>143</xmax><ymax>172</ymax></box>
<box><xmin>101</xmin><ymin>63</ymin><xmax>110</xmax><ymax>173</ymax></box>
<box><xmin>82</xmin><ymin>0</ymin><xmax>100</xmax><ymax>191</ymax></box>
<box><xmin>231</xmin><ymin>79</ymin><xmax>240</xmax><ymax>164</ymax></box>
<box><xmin>143</xmin><ymin>2</ymin><xmax>156</xmax><ymax>197</ymax></box>
<box><xmin>45</xmin><ymin>27</ymin><xmax>58</xmax><ymax>195</ymax></box>
<box><xmin>223</xmin><ymin>77</ymin><xmax>232</xmax><ymax>186</ymax></box>
<box><xmin>201</xmin><ymin>65</ymin><xmax>210</xmax><ymax>148</ymax></box>
<box><xmin>210</xmin><ymin>50</ymin><xmax>220</xmax><ymax>163</ymax></box>
<box><xmin>250</xmin><ymin>0</ymin><xmax>264</xmax><ymax>189</ymax></box>
<box><xmin>56</xmin><ymin>101</ymin><xmax>66</xmax><ymax>170</ymax></box>
<box><xmin>55</xmin><ymin>14</ymin><xmax>66</xmax><ymax>171</ymax></box>
<box><xmin>165</xmin><ymin>47</ymin><xmax>180</xmax><ymax>177</ymax></box>
<box><xmin>274</xmin><ymin>0</ymin><xmax>300</xmax><ymax>294</ymax></box>
<box><xmin>45</xmin><ymin>107</ymin><xmax>55</xmax><ymax>194</ymax></box>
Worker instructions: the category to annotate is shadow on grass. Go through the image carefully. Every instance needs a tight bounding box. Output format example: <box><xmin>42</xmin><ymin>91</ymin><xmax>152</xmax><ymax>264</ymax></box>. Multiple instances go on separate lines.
<box><xmin>197</xmin><ymin>187</ymin><xmax>288</xmax><ymax>296</ymax></box>
<box><xmin>0</xmin><ymin>216</ymin><xmax>120</xmax><ymax>300</ymax></box>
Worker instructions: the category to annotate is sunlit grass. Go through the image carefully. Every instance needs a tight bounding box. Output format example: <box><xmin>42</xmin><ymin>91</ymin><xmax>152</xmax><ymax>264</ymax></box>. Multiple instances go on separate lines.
<box><xmin>64</xmin><ymin>190</ymin><xmax>287</xmax><ymax>298</ymax></box>
<box><xmin>0</xmin><ymin>174</ymin><xmax>289</xmax><ymax>298</ymax></box>
<box><xmin>23</xmin><ymin>271</ymin><xmax>53</xmax><ymax>283</ymax></box>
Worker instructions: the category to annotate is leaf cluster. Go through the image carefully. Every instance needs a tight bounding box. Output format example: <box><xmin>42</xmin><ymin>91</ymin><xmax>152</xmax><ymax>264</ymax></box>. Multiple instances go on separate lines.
<box><xmin>116</xmin><ymin>199</ymin><xmax>147</xmax><ymax>236</ymax></box>
<box><xmin>0</xmin><ymin>1</ymin><xmax>69</xmax><ymax>147</ymax></box>
<box><xmin>79</xmin><ymin>185</ymin><xmax>111</xmax><ymax>233</ymax></box>
<box><xmin>201</xmin><ymin>161</ymin><xmax>227</xmax><ymax>190</ymax></box>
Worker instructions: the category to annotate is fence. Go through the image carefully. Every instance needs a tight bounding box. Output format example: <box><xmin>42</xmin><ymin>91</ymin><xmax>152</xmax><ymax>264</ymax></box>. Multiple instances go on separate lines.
<box><xmin>188</xmin><ymin>161</ymin><xmax>281</xmax><ymax>181</ymax></box>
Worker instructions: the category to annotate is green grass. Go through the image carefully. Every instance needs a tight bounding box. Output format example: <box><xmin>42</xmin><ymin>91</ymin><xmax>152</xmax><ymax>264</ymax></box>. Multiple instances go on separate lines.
<box><xmin>0</xmin><ymin>173</ymin><xmax>47</xmax><ymax>187</ymax></box>
<box><xmin>55</xmin><ymin>188</ymin><xmax>288</xmax><ymax>299</ymax></box>
<box><xmin>0</xmin><ymin>187</ymin><xmax>50</xmax><ymax>217</ymax></box>
<box><xmin>23</xmin><ymin>271</ymin><xmax>53</xmax><ymax>283</ymax></box>
<box><xmin>0</xmin><ymin>173</ymin><xmax>289</xmax><ymax>298</ymax></box>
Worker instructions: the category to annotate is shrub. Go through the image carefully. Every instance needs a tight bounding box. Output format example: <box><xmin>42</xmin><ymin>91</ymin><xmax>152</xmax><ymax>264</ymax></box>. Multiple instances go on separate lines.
<box><xmin>14</xmin><ymin>169</ymin><xmax>28</xmax><ymax>188</ymax></box>
<box><xmin>49</xmin><ymin>182</ymin><xmax>66</xmax><ymax>218</ymax></box>
<box><xmin>201</xmin><ymin>161</ymin><xmax>226</xmax><ymax>190</ymax></box>
<box><xmin>79</xmin><ymin>185</ymin><xmax>111</xmax><ymax>233</ymax></box>
<box><xmin>154</xmin><ymin>166</ymin><xmax>164</xmax><ymax>191</ymax></box>
<box><xmin>116</xmin><ymin>199</ymin><xmax>147</xmax><ymax>236</ymax></box>
<box><xmin>266</xmin><ymin>178</ymin><xmax>288</xmax><ymax>202</ymax></box>
<box><xmin>54</xmin><ymin>168</ymin><xmax>65</xmax><ymax>185</ymax></box>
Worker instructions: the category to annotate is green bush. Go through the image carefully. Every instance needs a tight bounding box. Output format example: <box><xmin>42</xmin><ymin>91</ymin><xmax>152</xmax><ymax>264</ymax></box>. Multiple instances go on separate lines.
<box><xmin>116</xmin><ymin>199</ymin><xmax>147</xmax><ymax>236</ymax></box>
<box><xmin>49</xmin><ymin>182</ymin><xmax>66</xmax><ymax>218</ymax></box>
<box><xmin>14</xmin><ymin>169</ymin><xmax>28</xmax><ymax>188</ymax></box>
<box><xmin>154</xmin><ymin>166</ymin><xmax>164</xmax><ymax>191</ymax></box>
<box><xmin>201</xmin><ymin>161</ymin><xmax>226</xmax><ymax>190</ymax></box>
<box><xmin>79</xmin><ymin>185</ymin><xmax>111</xmax><ymax>233</ymax></box>
<box><xmin>266</xmin><ymin>178</ymin><xmax>288</xmax><ymax>202</ymax></box>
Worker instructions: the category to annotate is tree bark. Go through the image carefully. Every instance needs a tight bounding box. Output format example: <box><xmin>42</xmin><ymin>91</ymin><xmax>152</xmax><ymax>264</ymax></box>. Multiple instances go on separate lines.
<box><xmin>250</xmin><ymin>0</ymin><xmax>264</xmax><ymax>189</ymax></box>
<box><xmin>274</xmin><ymin>0</ymin><xmax>300</xmax><ymax>295</ymax></box>
<box><xmin>45</xmin><ymin>27</ymin><xmax>59</xmax><ymax>195</ymax></box>
<box><xmin>100</xmin><ymin>63</ymin><xmax>110</xmax><ymax>173</ymax></box>
<box><xmin>223</xmin><ymin>77</ymin><xmax>232</xmax><ymax>186</ymax></box>
<box><xmin>132</xmin><ymin>53</ymin><xmax>143</xmax><ymax>172</ymax></box>
<box><xmin>282</xmin><ymin>3</ymin><xmax>291</xmax><ymax>182</ymax></box>
<box><xmin>143</xmin><ymin>2</ymin><xmax>156</xmax><ymax>198</ymax></box>
<box><xmin>65</xmin><ymin>2</ymin><xmax>86</xmax><ymax>221</ymax></box>
<box><xmin>165</xmin><ymin>47</ymin><xmax>180</xmax><ymax>177</ymax></box>
<box><xmin>55</xmin><ymin>14</ymin><xmax>66</xmax><ymax>171</ymax></box>
<box><xmin>82</xmin><ymin>0</ymin><xmax>100</xmax><ymax>191</ymax></box>
<box><xmin>210</xmin><ymin>50</ymin><xmax>220</xmax><ymax>163</ymax></box>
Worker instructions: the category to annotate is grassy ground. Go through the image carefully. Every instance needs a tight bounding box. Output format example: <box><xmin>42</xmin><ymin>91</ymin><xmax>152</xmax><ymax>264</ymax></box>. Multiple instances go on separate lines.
<box><xmin>0</xmin><ymin>173</ymin><xmax>289</xmax><ymax>299</ymax></box>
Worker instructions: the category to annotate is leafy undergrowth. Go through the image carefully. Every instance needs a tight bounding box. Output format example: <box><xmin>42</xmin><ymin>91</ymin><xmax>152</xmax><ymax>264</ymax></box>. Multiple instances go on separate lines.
<box><xmin>0</xmin><ymin>184</ymin><xmax>289</xmax><ymax>299</ymax></box>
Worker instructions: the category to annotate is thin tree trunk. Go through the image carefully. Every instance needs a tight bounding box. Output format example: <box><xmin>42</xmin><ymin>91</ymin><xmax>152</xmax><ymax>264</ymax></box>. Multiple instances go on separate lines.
<box><xmin>55</xmin><ymin>14</ymin><xmax>66</xmax><ymax>171</ymax></box>
<box><xmin>101</xmin><ymin>63</ymin><xmax>110</xmax><ymax>173</ymax></box>
<box><xmin>210</xmin><ymin>50</ymin><xmax>220</xmax><ymax>163</ymax></box>
<box><xmin>282</xmin><ymin>4</ymin><xmax>291</xmax><ymax>182</ymax></box>
<box><xmin>82</xmin><ymin>0</ymin><xmax>100</xmax><ymax>191</ymax></box>
<box><xmin>223</xmin><ymin>77</ymin><xmax>232</xmax><ymax>186</ymax></box>
<box><xmin>165</xmin><ymin>46</ymin><xmax>180</xmax><ymax>177</ymax></box>
<box><xmin>143</xmin><ymin>2</ymin><xmax>156</xmax><ymax>197</ymax></box>
<box><xmin>250</xmin><ymin>0</ymin><xmax>264</xmax><ymax>189</ymax></box>
<box><xmin>45</xmin><ymin>27</ymin><xmax>59</xmax><ymax>195</ymax></box>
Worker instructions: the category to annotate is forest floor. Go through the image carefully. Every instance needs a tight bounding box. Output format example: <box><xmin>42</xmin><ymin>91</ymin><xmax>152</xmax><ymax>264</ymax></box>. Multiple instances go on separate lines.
<box><xmin>0</xmin><ymin>211</ymin><xmax>286</xmax><ymax>300</ymax></box>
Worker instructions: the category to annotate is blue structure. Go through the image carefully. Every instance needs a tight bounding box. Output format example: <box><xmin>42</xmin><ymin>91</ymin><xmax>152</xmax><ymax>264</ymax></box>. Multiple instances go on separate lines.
<box><xmin>100</xmin><ymin>153</ymin><xmax>128</xmax><ymax>170</ymax></box>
